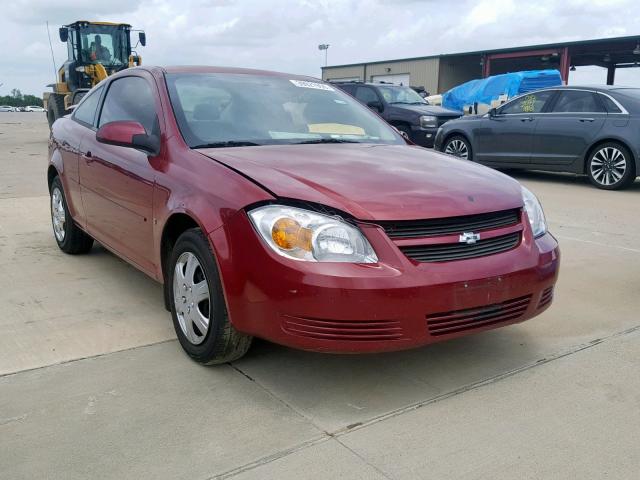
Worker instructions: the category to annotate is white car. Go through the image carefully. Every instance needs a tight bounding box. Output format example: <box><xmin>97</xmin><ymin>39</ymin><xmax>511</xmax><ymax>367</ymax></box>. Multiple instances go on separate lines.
<box><xmin>0</xmin><ymin>105</ymin><xmax>15</xmax><ymax>112</ymax></box>
<box><xmin>25</xmin><ymin>105</ymin><xmax>45</xmax><ymax>112</ymax></box>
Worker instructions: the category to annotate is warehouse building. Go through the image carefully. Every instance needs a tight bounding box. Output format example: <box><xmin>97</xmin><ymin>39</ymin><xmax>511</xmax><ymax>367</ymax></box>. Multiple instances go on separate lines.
<box><xmin>321</xmin><ymin>35</ymin><xmax>640</xmax><ymax>94</ymax></box>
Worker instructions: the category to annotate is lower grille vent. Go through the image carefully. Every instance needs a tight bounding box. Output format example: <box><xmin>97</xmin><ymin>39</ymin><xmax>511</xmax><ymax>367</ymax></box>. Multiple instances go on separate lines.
<box><xmin>282</xmin><ymin>315</ymin><xmax>404</xmax><ymax>341</ymax></box>
<box><xmin>427</xmin><ymin>295</ymin><xmax>531</xmax><ymax>336</ymax></box>
<box><xmin>538</xmin><ymin>287</ymin><xmax>554</xmax><ymax>309</ymax></box>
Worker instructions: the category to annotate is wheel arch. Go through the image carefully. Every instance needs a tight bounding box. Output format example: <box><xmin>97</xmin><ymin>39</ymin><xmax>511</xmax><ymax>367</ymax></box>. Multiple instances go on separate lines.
<box><xmin>160</xmin><ymin>213</ymin><xmax>203</xmax><ymax>282</ymax></box>
<box><xmin>47</xmin><ymin>165</ymin><xmax>59</xmax><ymax>192</ymax></box>
<box><xmin>442</xmin><ymin>130</ymin><xmax>472</xmax><ymax>149</ymax></box>
<box><xmin>583</xmin><ymin>138</ymin><xmax>637</xmax><ymax>174</ymax></box>
<box><xmin>47</xmin><ymin>145</ymin><xmax>65</xmax><ymax>192</ymax></box>
<box><xmin>389</xmin><ymin>120</ymin><xmax>412</xmax><ymax>129</ymax></box>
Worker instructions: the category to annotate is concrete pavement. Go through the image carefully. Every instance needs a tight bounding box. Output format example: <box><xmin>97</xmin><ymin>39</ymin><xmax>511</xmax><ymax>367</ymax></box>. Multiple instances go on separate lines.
<box><xmin>1</xmin><ymin>112</ymin><xmax>639</xmax><ymax>479</ymax></box>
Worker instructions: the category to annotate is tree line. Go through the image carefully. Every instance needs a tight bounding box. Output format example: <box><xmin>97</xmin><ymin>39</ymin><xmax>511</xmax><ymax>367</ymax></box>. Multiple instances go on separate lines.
<box><xmin>0</xmin><ymin>89</ymin><xmax>43</xmax><ymax>107</ymax></box>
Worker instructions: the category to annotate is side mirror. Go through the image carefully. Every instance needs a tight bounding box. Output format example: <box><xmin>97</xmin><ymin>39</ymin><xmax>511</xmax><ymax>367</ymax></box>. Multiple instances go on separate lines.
<box><xmin>139</xmin><ymin>32</ymin><xmax>146</xmax><ymax>47</ymax></box>
<box><xmin>367</xmin><ymin>100</ymin><xmax>383</xmax><ymax>112</ymax></box>
<box><xmin>96</xmin><ymin>121</ymin><xmax>159</xmax><ymax>155</ymax></box>
<box><xmin>59</xmin><ymin>27</ymin><xmax>69</xmax><ymax>43</ymax></box>
<box><xmin>488</xmin><ymin>107</ymin><xmax>499</xmax><ymax>117</ymax></box>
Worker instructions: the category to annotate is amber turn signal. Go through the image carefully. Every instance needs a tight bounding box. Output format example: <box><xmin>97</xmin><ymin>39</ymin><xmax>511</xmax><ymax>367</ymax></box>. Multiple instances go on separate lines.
<box><xmin>271</xmin><ymin>218</ymin><xmax>313</xmax><ymax>251</ymax></box>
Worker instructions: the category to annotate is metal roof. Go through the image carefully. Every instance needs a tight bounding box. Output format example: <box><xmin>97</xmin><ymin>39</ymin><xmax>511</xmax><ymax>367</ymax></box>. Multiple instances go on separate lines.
<box><xmin>322</xmin><ymin>34</ymin><xmax>640</xmax><ymax>70</ymax></box>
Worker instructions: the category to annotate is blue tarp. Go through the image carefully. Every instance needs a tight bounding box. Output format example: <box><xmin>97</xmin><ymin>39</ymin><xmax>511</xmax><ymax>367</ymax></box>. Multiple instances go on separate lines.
<box><xmin>441</xmin><ymin>70</ymin><xmax>562</xmax><ymax>112</ymax></box>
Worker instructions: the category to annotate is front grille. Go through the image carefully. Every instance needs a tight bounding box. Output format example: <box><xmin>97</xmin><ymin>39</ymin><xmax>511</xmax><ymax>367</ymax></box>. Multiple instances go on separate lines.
<box><xmin>537</xmin><ymin>287</ymin><xmax>554</xmax><ymax>310</ymax></box>
<box><xmin>427</xmin><ymin>295</ymin><xmax>531</xmax><ymax>336</ymax></box>
<box><xmin>378</xmin><ymin>209</ymin><xmax>520</xmax><ymax>239</ymax></box>
<box><xmin>400</xmin><ymin>232</ymin><xmax>520</xmax><ymax>263</ymax></box>
<box><xmin>281</xmin><ymin>315</ymin><xmax>405</xmax><ymax>341</ymax></box>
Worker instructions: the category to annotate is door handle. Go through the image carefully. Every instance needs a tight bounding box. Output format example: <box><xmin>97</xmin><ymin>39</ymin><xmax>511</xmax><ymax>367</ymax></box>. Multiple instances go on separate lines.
<box><xmin>579</xmin><ymin>118</ymin><xmax>595</xmax><ymax>122</ymax></box>
<box><xmin>520</xmin><ymin>117</ymin><xmax>534</xmax><ymax>122</ymax></box>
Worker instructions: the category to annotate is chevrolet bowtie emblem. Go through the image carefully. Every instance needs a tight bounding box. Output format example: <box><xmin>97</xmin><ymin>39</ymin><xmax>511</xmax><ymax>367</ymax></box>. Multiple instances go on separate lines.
<box><xmin>459</xmin><ymin>232</ymin><xmax>481</xmax><ymax>244</ymax></box>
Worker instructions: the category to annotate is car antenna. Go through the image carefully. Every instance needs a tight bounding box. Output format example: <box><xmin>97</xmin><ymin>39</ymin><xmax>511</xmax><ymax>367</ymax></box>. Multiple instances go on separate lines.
<box><xmin>45</xmin><ymin>21</ymin><xmax>58</xmax><ymax>85</ymax></box>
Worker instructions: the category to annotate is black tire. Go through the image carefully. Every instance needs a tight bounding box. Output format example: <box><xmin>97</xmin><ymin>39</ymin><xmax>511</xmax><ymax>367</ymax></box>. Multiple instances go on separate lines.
<box><xmin>443</xmin><ymin>135</ymin><xmax>472</xmax><ymax>160</ymax></box>
<box><xmin>50</xmin><ymin>176</ymin><xmax>94</xmax><ymax>254</ymax></box>
<box><xmin>168</xmin><ymin>228</ymin><xmax>252</xmax><ymax>364</ymax></box>
<box><xmin>395</xmin><ymin>124</ymin><xmax>412</xmax><ymax>141</ymax></box>
<box><xmin>47</xmin><ymin>94</ymin><xmax>66</xmax><ymax>129</ymax></box>
<box><xmin>587</xmin><ymin>142</ymin><xmax>636</xmax><ymax>190</ymax></box>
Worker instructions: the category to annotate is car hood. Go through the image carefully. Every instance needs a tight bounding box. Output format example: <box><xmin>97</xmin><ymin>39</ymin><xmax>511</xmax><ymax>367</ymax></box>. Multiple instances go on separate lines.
<box><xmin>394</xmin><ymin>104</ymin><xmax>461</xmax><ymax>117</ymax></box>
<box><xmin>199</xmin><ymin>144</ymin><xmax>523</xmax><ymax>221</ymax></box>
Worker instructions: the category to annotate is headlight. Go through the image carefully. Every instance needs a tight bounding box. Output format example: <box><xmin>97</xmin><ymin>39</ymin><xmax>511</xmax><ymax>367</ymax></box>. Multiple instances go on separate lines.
<box><xmin>420</xmin><ymin>115</ymin><xmax>438</xmax><ymax>128</ymax></box>
<box><xmin>248</xmin><ymin>205</ymin><xmax>378</xmax><ymax>263</ymax></box>
<box><xmin>521</xmin><ymin>186</ymin><xmax>547</xmax><ymax>238</ymax></box>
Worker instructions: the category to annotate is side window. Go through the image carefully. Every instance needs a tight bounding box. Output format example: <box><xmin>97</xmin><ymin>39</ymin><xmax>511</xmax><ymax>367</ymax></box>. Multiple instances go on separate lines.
<box><xmin>99</xmin><ymin>76</ymin><xmax>158</xmax><ymax>134</ymax></box>
<box><xmin>500</xmin><ymin>91</ymin><xmax>554</xmax><ymax>114</ymax></box>
<box><xmin>72</xmin><ymin>85</ymin><xmax>104</xmax><ymax>126</ymax></box>
<box><xmin>355</xmin><ymin>87</ymin><xmax>379</xmax><ymax>105</ymax></box>
<box><xmin>338</xmin><ymin>84</ymin><xmax>356</xmax><ymax>95</ymax></box>
<box><xmin>599</xmin><ymin>94</ymin><xmax>623</xmax><ymax>113</ymax></box>
<box><xmin>552</xmin><ymin>90</ymin><xmax>604</xmax><ymax>113</ymax></box>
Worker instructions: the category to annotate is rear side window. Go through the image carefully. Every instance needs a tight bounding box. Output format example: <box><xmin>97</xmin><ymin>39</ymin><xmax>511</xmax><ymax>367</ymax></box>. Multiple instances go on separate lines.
<box><xmin>552</xmin><ymin>90</ymin><xmax>604</xmax><ymax>113</ymax></box>
<box><xmin>338</xmin><ymin>84</ymin><xmax>356</xmax><ymax>95</ymax></box>
<box><xmin>99</xmin><ymin>76</ymin><xmax>158</xmax><ymax>134</ymax></box>
<box><xmin>599</xmin><ymin>94</ymin><xmax>623</xmax><ymax>113</ymax></box>
<box><xmin>500</xmin><ymin>91</ymin><xmax>553</xmax><ymax>114</ymax></box>
<box><xmin>72</xmin><ymin>85</ymin><xmax>104</xmax><ymax>126</ymax></box>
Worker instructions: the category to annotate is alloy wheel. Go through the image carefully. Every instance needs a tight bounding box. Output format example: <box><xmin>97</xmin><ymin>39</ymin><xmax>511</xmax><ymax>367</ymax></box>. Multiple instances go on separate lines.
<box><xmin>444</xmin><ymin>139</ymin><xmax>469</xmax><ymax>159</ymax></box>
<box><xmin>590</xmin><ymin>146</ymin><xmax>627</xmax><ymax>187</ymax></box>
<box><xmin>173</xmin><ymin>251</ymin><xmax>211</xmax><ymax>345</ymax></box>
<box><xmin>51</xmin><ymin>187</ymin><xmax>66</xmax><ymax>242</ymax></box>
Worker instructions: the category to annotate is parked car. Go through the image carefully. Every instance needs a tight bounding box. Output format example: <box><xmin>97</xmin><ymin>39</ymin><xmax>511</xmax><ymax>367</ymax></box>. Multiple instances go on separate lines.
<box><xmin>48</xmin><ymin>66</ymin><xmax>559</xmax><ymax>364</ymax></box>
<box><xmin>0</xmin><ymin>105</ymin><xmax>15</xmax><ymax>112</ymax></box>
<box><xmin>334</xmin><ymin>81</ymin><xmax>460</xmax><ymax>147</ymax></box>
<box><xmin>435</xmin><ymin>85</ymin><xmax>640</xmax><ymax>190</ymax></box>
<box><xmin>25</xmin><ymin>105</ymin><xmax>45</xmax><ymax>112</ymax></box>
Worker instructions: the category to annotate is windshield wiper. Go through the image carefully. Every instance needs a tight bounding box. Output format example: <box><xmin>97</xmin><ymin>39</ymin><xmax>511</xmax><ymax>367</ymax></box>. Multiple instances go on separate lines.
<box><xmin>193</xmin><ymin>141</ymin><xmax>262</xmax><ymax>148</ymax></box>
<box><xmin>293</xmin><ymin>138</ymin><xmax>359</xmax><ymax>144</ymax></box>
<box><xmin>390</xmin><ymin>101</ymin><xmax>425</xmax><ymax>105</ymax></box>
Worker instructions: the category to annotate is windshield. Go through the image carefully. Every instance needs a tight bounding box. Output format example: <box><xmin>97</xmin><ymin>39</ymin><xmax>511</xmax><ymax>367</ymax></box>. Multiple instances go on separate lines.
<box><xmin>377</xmin><ymin>85</ymin><xmax>426</xmax><ymax>105</ymax></box>
<box><xmin>166</xmin><ymin>73</ymin><xmax>405</xmax><ymax>148</ymax></box>
<box><xmin>76</xmin><ymin>25</ymin><xmax>129</xmax><ymax>67</ymax></box>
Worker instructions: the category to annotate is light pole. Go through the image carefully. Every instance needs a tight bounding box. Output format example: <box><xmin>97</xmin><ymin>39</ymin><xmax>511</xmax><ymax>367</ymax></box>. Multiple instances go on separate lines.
<box><xmin>318</xmin><ymin>44</ymin><xmax>330</xmax><ymax>67</ymax></box>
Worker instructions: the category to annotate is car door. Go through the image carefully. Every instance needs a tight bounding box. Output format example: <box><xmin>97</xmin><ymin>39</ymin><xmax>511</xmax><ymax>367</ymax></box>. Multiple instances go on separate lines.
<box><xmin>474</xmin><ymin>90</ymin><xmax>555</xmax><ymax>164</ymax></box>
<box><xmin>530</xmin><ymin>89</ymin><xmax>607</xmax><ymax>167</ymax></box>
<box><xmin>59</xmin><ymin>84</ymin><xmax>105</xmax><ymax>228</ymax></box>
<box><xmin>78</xmin><ymin>74</ymin><xmax>161</xmax><ymax>274</ymax></box>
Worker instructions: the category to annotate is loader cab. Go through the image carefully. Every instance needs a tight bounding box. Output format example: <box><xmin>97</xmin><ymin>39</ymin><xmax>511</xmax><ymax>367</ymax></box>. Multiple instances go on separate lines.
<box><xmin>46</xmin><ymin>20</ymin><xmax>146</xmax><ymax>129</ymax></box>
<box><xmin>58</xmin><ymin>21</ymin><xmax>142</xmax><ymax>91</ymax></box>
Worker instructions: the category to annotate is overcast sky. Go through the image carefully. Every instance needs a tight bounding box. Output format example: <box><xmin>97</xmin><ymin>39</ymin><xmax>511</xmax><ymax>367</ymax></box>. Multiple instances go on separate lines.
<box><xmin>2</xmin><ymin>0</ymin><xmax>640</xmax><ymax>96</ymax></box>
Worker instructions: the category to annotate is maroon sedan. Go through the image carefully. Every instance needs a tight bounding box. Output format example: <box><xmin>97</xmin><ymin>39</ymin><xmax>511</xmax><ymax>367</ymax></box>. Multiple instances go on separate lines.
<box><xmin>48</xmin><ymin>66</ymin><xmax>559</xmax><ymax>364</ymax></box>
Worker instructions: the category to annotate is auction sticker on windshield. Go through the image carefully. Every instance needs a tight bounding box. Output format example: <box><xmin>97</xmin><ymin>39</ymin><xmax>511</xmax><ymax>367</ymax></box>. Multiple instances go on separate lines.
<box><xmin>290</xmin><ymin>79</ymin><xmax>335</xmax><ymax>91</ymax></box>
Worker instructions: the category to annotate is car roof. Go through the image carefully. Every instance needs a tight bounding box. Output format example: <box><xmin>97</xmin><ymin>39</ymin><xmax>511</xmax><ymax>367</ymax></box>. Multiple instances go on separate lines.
<box><xmin>535</xmin><ymin>84</ymin><xmax>638</xmax><ymax>93</ymax></box>
<box><xmin>156</xmin><ymin>65</ymin><xmax>318</xmax><ymax>81</ymax></box>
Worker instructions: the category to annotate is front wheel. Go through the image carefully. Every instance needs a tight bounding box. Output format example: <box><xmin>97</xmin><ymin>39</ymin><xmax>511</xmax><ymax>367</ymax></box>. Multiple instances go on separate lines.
<box><xmin>443</xmin><ymin>135</ymin><xmax>472</xmax><ymax>160</ymax></box>
<box><xmin>395</xmin><ymin>125</ymin><xmax>411</xmax><ymax>141</ymax></box>
<box><xmin>50</xmin><ymin>176</ymin><xmax>93</xmax><ymax>254</ymax></box>
<box><xmin>587</xmin><ymin>143</ymin><xmax>636</xmax><ymax>190</ymax></box>
<box><xmin>168</xmin><ymin>229</ymin><xmax>252</xmax><ymax>364</ymax></box>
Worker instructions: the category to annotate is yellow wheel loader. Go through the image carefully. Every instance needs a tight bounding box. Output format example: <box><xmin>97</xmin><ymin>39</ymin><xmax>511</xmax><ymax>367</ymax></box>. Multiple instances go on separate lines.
<box><xmin>44</xmin><ymin>21</ymin><xmax>146</xmax><ymax>128</ymax></box>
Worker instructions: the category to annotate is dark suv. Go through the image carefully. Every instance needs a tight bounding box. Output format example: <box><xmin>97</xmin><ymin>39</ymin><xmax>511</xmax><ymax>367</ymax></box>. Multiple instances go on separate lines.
<box><xmin>334</xmin><ymin>81</ymin><xmax>461</xmax><ymax>147</ymax></box>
